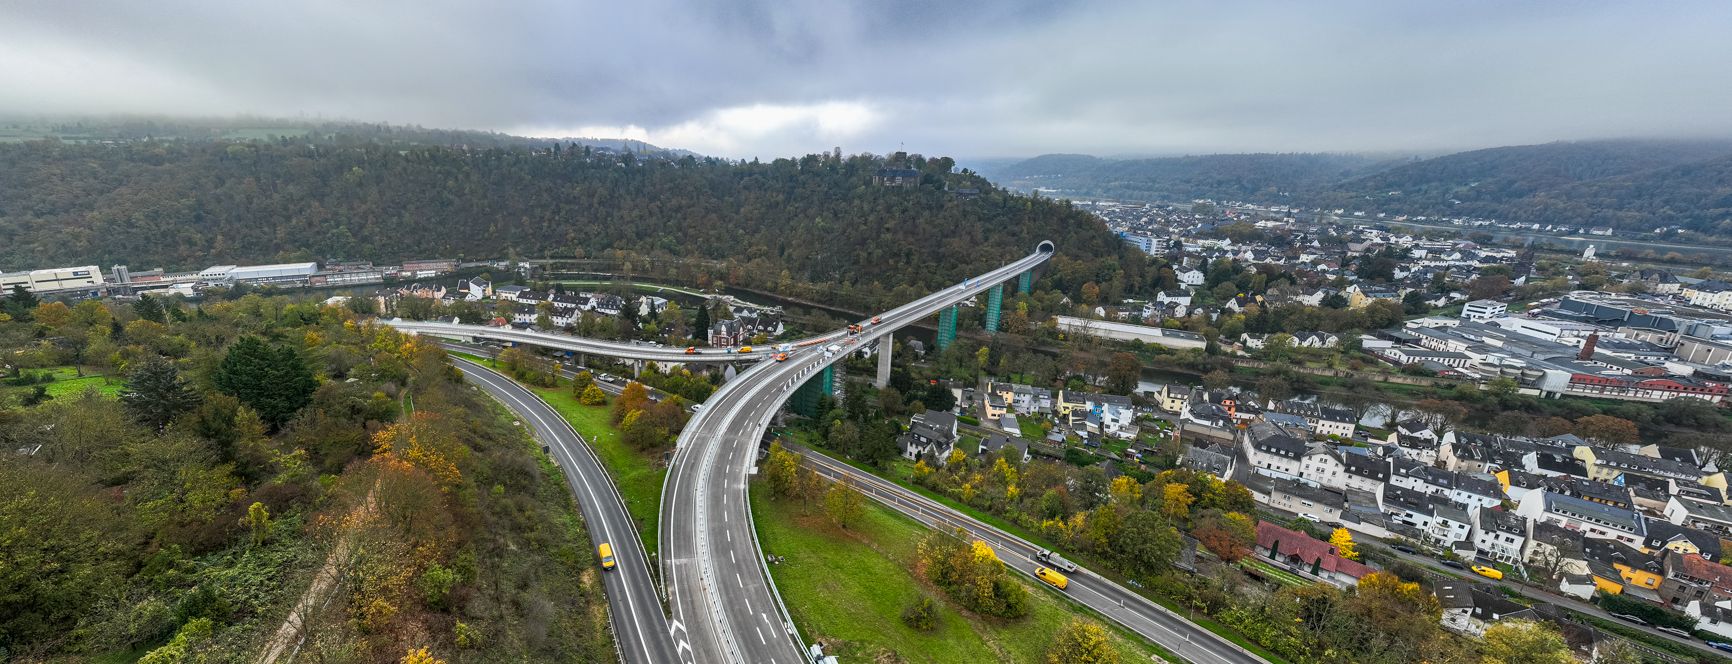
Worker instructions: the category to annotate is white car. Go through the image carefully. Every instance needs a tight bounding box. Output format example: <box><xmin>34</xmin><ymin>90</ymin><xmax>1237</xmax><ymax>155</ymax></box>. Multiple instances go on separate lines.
<box><xmin>1298</xmin><ymin>514</ymin><xmax>1322</xmax><ymax>523</ymax></box>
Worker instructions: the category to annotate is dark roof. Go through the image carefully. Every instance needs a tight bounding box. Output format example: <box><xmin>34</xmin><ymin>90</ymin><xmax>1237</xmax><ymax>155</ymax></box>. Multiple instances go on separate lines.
<box><xmin>979</xmin><ymin>434</ymin><xmax>1029</xmax><ymax>458</ymax></box>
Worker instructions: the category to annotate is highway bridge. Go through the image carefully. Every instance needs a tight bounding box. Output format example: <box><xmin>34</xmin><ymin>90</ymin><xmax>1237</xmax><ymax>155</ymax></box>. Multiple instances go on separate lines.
<box><xmin>416</xmin><ymin>242</ymin><xmax>1267</xmax><ymax>664</ymax></box>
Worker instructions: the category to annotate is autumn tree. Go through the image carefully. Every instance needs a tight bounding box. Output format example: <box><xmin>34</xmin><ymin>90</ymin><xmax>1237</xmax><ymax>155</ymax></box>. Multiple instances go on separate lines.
<box><xmin>571</xmin><ymin>369</ymin><xmax>594</xmax><ymax>393</ymax></box>
<box><xmin>1330</xmin><ymin>527</ymin><xmax>1359</xmax><ymax>561</ymax></box>
<box><xmin>764</xmin><ymin>442</ymin><xmax>799</xmax><ymax>498</ymax></box>
<box><xmin>1534</xmin><ymin>416</ymin><xmax>1575</xmax><ymax>437</ymax></box>
<box><xmin>1192</xmin><ymin>510</ymin><xmax>1256</xmax><ymax>562</ymax></box>
<box><xmin>1113</xmin><ymin>510</ymin><xmax>1181</xmax><ymax>577</ymax></box>
<box><xmin>1159</xmin><ymin>482</ymin><xmax>1194</xmax><ymax>522</ymax></box>
<box><xmin>824</xmin><ymin>478</ymin><xmax>865</xmax><ymax>529</ymax></box>
<box><xmin>578</xmin><ymin>383</ymin><xmax>607</xmax><ymax>405</ymax></box>
<box><xmin>611</xmin><ymin>381</ymin><xmax>651</xmax><ymax>423</ymax></box>
<box><xmin>1106</xmin><ymin>352</ymin><xmax>1140</xmax><ymax>395</ymax></box>
<box><xmin>1574</xmin><ymin>414</ymin><xmax>1639</xmax><ymax>444</ymax></box>
<box><xmin>1480</xmin><ymin>620</ymin><xmax>1574</xmax><ymax>664</ymax></box>
<box><xmin>1047</xmin><ymin>618</ymin><xmax>1118</xmax><ymax>664</ymax></box>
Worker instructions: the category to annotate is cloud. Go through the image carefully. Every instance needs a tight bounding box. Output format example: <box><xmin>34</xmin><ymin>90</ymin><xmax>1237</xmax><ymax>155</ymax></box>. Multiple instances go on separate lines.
<box><xmin>0</xmin><ymin>0</ymin><xmax>1729</xmax><ymax>159</ymax></box>
<box><xmin>511</xmin><ymin>101</ymin><xmax>882</xmax><ymax>157</ymax></box>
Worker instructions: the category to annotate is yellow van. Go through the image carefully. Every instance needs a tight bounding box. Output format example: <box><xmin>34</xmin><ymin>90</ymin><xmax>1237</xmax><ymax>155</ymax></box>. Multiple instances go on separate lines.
<box><xmin>738</xmin><ymin>346</ymin><xmax>754</xmax><ymax>353</ymax></box>
<box><xmin>1471</xmin><ymin>564</ymin><xmax>1502</xmax><ymax>580</ymax></box>
<box><xmin>599</xmin><ymin>543</ymin><xmax>616</xmax><ymax>571</ymax></box>
<box><xmin>1035</xmin><ymin>566</ymin><xmax>1069</xmax><ymax>590</ymax></box>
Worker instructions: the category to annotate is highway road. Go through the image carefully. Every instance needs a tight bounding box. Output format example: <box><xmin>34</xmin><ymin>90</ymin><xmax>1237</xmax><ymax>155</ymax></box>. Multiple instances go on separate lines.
<box><xmin>789</xmin><ymin>444</ymin><xmax>1267</xmax><ymax>664</ymax></box>
<box><xmin>660</xmin><ymin>242</ymin><xmax>1059</xmax><ymax>664</ymax></box>
<box><xmin>451</xmin><ymin>357</ymin><xmax>686</xmax><ymax>664</ymax></box>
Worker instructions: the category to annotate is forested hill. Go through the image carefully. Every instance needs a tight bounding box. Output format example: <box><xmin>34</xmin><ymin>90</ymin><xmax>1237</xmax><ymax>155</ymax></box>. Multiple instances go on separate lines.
<box><xmin>981</xmin><ymin>139</ymin><xmax>1732</xmax><ymax>235</ymax></box>
<box><xmin>978</xmin><ymin>152</ymin><xmax>1391</xmax><ymax>202</ymax></box>
<box><xmin>0</xmin><ymin>139</ymin><xmax>1139</xmax><ymax>305</ymax></box>
<box><xmin>1307</xmin><ymin>139</ymin><xmax>1732</xmax><ymax>232</ymax></box>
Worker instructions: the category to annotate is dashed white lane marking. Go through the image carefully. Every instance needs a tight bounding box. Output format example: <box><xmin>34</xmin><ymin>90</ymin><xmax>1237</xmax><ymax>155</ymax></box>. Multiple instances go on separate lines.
<box><xmin>736</xmin><ymin>573</ymin><xmax>744</xmax><ymax>587</ymax></box>
<box><xmin>756</xmin><ymin>627</ymin><xmax>766</xmax><ymax>644</ymax></box>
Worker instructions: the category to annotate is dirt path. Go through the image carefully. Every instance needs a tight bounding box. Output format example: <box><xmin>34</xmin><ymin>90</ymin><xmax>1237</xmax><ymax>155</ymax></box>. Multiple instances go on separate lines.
<box><xmin>254</xmin><ymin>487</ymin><xmax>376</xmax><ymax>664</ymax></box>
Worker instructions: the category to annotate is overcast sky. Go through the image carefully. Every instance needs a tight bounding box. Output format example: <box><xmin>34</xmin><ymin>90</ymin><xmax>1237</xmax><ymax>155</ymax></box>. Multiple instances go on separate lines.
<box><xmin>4</xmin><ymin>0</ymin><xmax>1730</xmax><ymax>159</ymax></box>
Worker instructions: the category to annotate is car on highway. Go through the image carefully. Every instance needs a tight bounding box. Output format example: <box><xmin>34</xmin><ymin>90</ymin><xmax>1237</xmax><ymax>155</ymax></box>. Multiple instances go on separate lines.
<box><xmin>738</xmin><ymin>346</ymin><xmax>753</xmax><ymax>353</ymax></box>
<box><xmin>1609</xmin><ymin>612</ymin><xmax>1647</xmax><ymax>625</ymax></box>
<box><xmin>598</xmin><ymin>542</ymin><xmax>616</xmax><ymax>571</ymax></box>
<box><xmin>1034</xmin><ymin>566</ymin><xmax>1069</xmax><ymax>590</ymax></box>
<box><xmin>685</xmin><ymin>346</ymin><xmax>697</xmax><ymax>354</ymax></box>
<box><xmin>1470</xmin><ymin>565</ymin><xmax>1503</xmax><ymax>580</ymax></box>
<box><xmin>1035</xmin><ymin>549</ymin><xmax>1079</xmax><ymax>573</ymax></box>
<box><xmin>598</xmin><ymin>373</ymin><xmax>617</xmax><ymax>383</ymax></box>
<box><xmin>774</xmin><ymin>352</ymin><xmax>788</xmax><ymax>362</ymax></box>
<box><xmin>1656</xmin><ymin>626</ymin><xmax>1691</xmax><ymax>638</ymax></box>
<box><xmin>871</xmin><ymin>316</ymin><xmax>881</xmax><ymax>325</ymax></box>
<box><xmin>1708</xmin><ymin>641</ymin><xmax>1732</xmax><ymax>653</ymax></box>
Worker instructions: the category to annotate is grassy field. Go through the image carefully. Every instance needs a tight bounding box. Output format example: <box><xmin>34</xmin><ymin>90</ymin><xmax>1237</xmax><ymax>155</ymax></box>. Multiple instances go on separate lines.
<box><xmin>751</xmin><ymin>482</ymin><xmax>1175</xmax><ymax>663</ymax></box>
<box><xmin>452</xmin><ymin>352</ymin><xmax>669</xmax><ymax>555</ymax></box>
<box><xmin>5</xmin><ymin>366</ymin><xmax>121</xmax><ymax>400</ymax></box>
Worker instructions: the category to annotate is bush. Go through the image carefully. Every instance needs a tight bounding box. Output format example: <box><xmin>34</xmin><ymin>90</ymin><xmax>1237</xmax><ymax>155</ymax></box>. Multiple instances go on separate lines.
<box><xmin>454</xmin><ymin>621</ymin><xmax>482</xmax><ymax>648</ymax></box>
<box><xmin>900</xmin><ymin>595</ymin><xmax>938</xmax><ymax>631</ymax></box>
<box><xmin>420</xmin><ymin>564</ymin><xmax>460</xmax><ymax>610</ymax></box>
<box><xmin>957</xmin><ymin>415</ymin><xmax>981</xmax><ymax>426</ymax></box>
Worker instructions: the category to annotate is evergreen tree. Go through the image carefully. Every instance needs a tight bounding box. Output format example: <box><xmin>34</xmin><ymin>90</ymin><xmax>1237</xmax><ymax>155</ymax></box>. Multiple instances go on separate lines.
<box><xmin>2</xmin><ymin>285</ymin><xmax>38</xmax><ymax>321</ymax></box>
<box><xmin>132</xmin><ymin>295</ymin><xmax>167</xmax><ymax>323</ymax></box>
<box><xmin>692</xmin><ymin>300</ymin><xmax>711</xmax><ymax>343</ymax></box>
<box><xmin>120</xmin><ymin>355</ymin><xmax>202</xmax><ymax>430</ymax></box>
<box><xmin>212</xmin><ymin>336</ymin><xmax>317</xmax><ymax>429</ymax></box>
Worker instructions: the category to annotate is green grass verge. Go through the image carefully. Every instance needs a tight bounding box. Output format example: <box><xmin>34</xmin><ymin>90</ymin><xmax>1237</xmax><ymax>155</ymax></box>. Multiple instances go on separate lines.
<box><xmin>751</xmin><ymin>482</ymin><xmax>1176</xmax><ymax>663</ymax></box>
<box><xmin>529</xmin><ymin>384</ymin><xmax>667</xmax><ymax>557</ymax></box>
<box><xmin>792</xmin><ymin>436</ymin><xmax>1290</xmax><ymax>664</ymax></box>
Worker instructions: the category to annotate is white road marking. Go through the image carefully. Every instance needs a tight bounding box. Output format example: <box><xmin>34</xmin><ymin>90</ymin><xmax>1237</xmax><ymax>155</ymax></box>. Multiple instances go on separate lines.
<box><xmin>755</xmin><ymin>627</ymin><xmax>766</xmax><ymax>644</ymax></box>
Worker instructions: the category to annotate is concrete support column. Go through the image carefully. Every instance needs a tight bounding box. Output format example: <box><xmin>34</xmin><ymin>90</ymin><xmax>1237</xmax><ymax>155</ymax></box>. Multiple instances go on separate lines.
<box><xmin>632</xmin><ymin>359</ymin><xmax>643</xmax><ymax>378</ymax></box>
<box><xmin>937</xmin><ymin>305</ymin><xmax>958</xmax><ymax>351</ymax></box>
<box><xmin>875</xmin><ymin>332</ymin><xmax>893</xmax><ymax>388</ymax></box>
<box><xmin>984</xmin><ymin>283</ymin><xmax>1004</xmax><ymax>334</ymax></box>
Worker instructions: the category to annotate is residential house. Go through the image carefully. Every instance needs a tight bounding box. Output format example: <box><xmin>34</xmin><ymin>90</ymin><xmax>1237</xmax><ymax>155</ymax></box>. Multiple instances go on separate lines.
<box><xmin>1437</xmin><ymin>582</ymin><xmax>1537</xmax><ymax>637</ymax></box>
<box><xmin>899</xmin><ymin>411</ymin><xmax>958</xmax><ymax>463</ymax></box>
<box><xmin>495</xmin><ymin>284</ymin><xmax>529</xmax><ymax>302</ymax></box>
<box><xmin>1153</xmin><ymin>384</ymin><xmax>1189</xmax><ymax>413</ymax></box>
<box><xmin>1665</xmin><ymin>496</ymin><xmax>1732</xmax><ymax>536</ymax></box>
<box><xmin>1255</xmin><ymin>521</ymin><xmax>1374</xmax><ymax>588</ymax></box>
<box><xmin>1525</xmin><ymin>521</ymin><xmax>1589</xmax><ymax>576</ymax></box>
<box><xmin>463</xmin><ymin>278</ymin><xmax>493</xmax><ymax>301</ymax></box>
<box><xmin>1242</xmin><ymin>422</ymin><xmax>1308</xmax><ymax>482</ymax></box>
<box><xmin>1518</xmin><ymin>490</ymin><xmax>1646</xmax><ymax>546</ymax></box>
<box><xmin>1428</xmin><ymin>503</ymin><xmax>1474</xmax><ymax>549</ymax></box>
<box><xmin>1181</xmin><ymin>443</ymin><xmax>1235</xmax><ymax>479</ymax></box>
<box><xmin>1300</xmin><ymin>444</ymin><xmax>1347</xmax><ymax>491</ymax></box>
<box><xmin>1474</xmin><ymin>508</ymin><xmax>1528</xmax><ymax>564</ymax></box>
<box><xmin>1661</xmin><ymin>553</ymin><xmax>1732</xmax><ymax>610</ymax></box>
<box><xmin>1582</xmin><ymin>538</ymin><xmax>1665</xmax><ymax>601</ymax></box>
<box><xmin>1269</xmin><ymin>400</ymin><xmax>1357</xmax><ymax>439</ymax></box>
<box><xmin>1643</xmin><ymin>519</ymin><xmax>1723</xmax><ymax>562</ymax></box>
<box><xmin>978</xmin><ymin>435</ymin><xmax>1031</xmax><ymax>464</ymax></box>
<box><xmin>1340</xmin><ymin>448</ymin><xmax>1391</xmax><ymax>495</ymax></box>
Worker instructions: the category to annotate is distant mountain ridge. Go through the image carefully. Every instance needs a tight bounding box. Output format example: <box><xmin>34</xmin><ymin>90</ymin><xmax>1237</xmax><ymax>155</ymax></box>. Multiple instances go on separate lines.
<box><xmin>981</xmin><ymin>139</ymin><xmax>1732</xmax><ymax>235</ymax></box>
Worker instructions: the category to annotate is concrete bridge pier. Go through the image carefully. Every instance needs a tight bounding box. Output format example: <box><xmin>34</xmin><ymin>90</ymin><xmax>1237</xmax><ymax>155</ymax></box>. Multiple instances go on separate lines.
<box><xmin>875</xmin><ymin>332</ymin><xmax>893</xmax><ymax>388</ymax></box>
